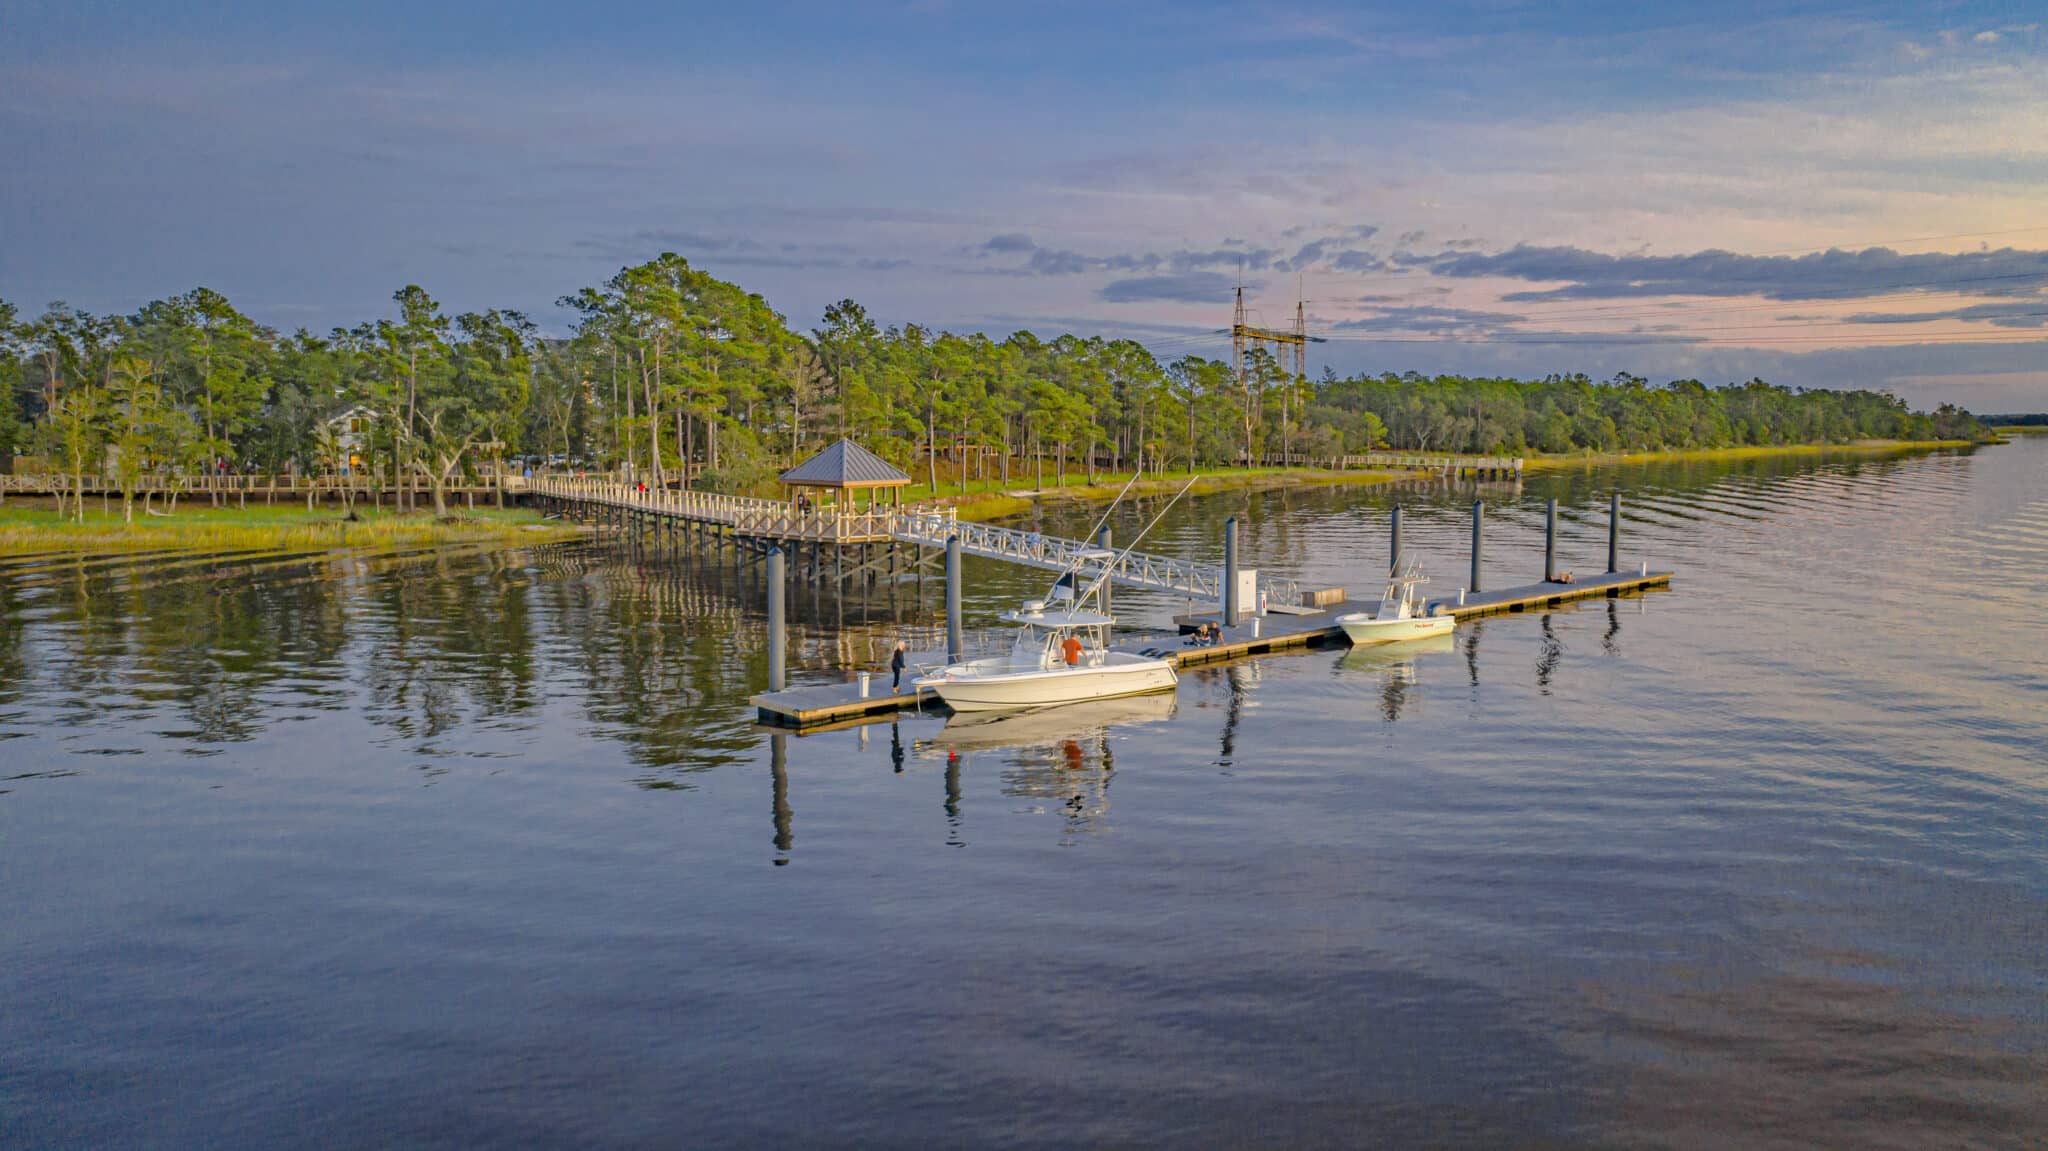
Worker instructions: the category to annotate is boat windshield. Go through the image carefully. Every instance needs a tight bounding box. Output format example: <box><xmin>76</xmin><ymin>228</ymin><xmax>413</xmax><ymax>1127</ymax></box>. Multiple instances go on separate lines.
<box><xmin>1010</xmin><ymin>625</ymin><xmax>1049</xmax><ymax>667</ymax></box>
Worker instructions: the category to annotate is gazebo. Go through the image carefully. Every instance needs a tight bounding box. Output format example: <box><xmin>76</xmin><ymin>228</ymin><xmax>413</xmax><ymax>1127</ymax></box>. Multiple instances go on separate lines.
<box><xmin>780</xmin><ymin>438</ymin><xmax>911</xmax><ymax>511</ymax></box>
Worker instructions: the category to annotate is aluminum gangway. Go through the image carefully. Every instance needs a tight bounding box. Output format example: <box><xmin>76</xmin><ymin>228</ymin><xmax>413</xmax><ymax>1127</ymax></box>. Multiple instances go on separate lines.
<box><xmin>890</xmin><ymin>510</ymin><xmax>1301</xmax><ymax>608</ymax></box>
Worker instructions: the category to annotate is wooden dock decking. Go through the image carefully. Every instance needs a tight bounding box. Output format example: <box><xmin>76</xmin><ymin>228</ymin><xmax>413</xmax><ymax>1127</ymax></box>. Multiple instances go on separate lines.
<box><xmin>753</xmin><ymin>569</ymin><xmax>1672</xmax><ymax>729</ymax></box>
<box><xmin>746</xmin><ymin>680</ymin><xmax>937</xmax><ymax>729</ymax></box>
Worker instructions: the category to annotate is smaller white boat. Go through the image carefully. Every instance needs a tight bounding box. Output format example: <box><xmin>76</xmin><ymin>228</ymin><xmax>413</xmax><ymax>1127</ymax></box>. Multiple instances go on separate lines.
<box><xmin>1338</xmin><ymin>566</ymin><xmax>1456</xmax><ymax>645</ymax></box>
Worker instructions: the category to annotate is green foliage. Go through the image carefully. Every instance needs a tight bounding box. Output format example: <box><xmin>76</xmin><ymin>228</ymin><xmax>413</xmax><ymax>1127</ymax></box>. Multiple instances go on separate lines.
<box><xmin>0</xmin><ymin>298</ymin><xmax>24</xmax><ymax>459</ymax></box>
<box><xmin>0</xmin><ymin>265</ymin><xmax>1991</xmax><ymax>515</ymax></box>
<box><xmin>1311</xmin><ymin>371</ymin><xmax>1986</xmax><ymax>454</ymax></box>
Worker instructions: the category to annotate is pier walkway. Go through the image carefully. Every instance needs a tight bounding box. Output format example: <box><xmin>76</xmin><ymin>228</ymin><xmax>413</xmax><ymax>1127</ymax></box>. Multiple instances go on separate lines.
<box><xmin>527</xmin><ymin>476</ymin><xmax>1305</xmax><ymax>606</ymax></box>
<box><xmin>1340</xmin><ymin>452</ymin><xmax>1523</xmax><ymax>479</ymax></box>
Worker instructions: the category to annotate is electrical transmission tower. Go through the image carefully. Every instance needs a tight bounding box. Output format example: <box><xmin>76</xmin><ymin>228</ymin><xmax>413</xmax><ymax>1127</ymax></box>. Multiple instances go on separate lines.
<box><xmin>1231</xmin><ymin>284</ymin><xmax>1327</xmax><ymax>464</ymax></box>
<box><xmin>1231</xmin><ymin>285</ymin><xmax>1326</xmax><ymax>384</ymax></box>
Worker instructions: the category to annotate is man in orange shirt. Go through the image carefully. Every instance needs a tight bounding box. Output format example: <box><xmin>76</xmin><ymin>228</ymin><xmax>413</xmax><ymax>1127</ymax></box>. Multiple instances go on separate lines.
<box><xmin>1061</xmin><ymin>635</ymin><xmax>1084</xmax><ymax>666</ymax></box>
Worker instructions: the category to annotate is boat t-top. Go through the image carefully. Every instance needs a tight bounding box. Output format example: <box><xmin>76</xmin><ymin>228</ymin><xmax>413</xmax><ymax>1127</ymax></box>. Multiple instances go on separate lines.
<box><xmin>1337</xmin><ymin>563</ymin><xmax>1457</xmax><ymax>645</ymax></box>
<box><xmin>914</xmin><ymin>479</ymin><xmax>1189</xmax><ymax>713</ymax></box>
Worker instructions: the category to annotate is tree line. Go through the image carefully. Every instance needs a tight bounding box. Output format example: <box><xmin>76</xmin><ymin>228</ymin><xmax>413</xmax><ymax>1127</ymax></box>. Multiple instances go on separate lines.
<box><xmin>0</xmin><ymin>255</ymin><xmax>1989</xmax><ymax>519</ymax></box>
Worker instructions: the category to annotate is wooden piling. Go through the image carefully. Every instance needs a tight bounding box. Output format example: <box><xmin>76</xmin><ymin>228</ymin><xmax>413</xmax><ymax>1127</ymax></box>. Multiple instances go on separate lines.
<box><xmin>946</xmin><ymin>535</ymin><xmax>963</xmax><ymax>663</ymax></box>
<box><xmin>1223</xmin><ymin>517</ymin><xmax>1240</xmax><ymax>627</ymax></box>
<box><xmin>1471</xmin><ymin>500</ymin><xmax>1484</xmax><ymax>594</ymax></box>
<box><xmin>1544</xmin><ymin>498</ymin><xmax>1557</xmax><ymax>582</ymax></box>
<box><xmin>767</xmin><ymin>548</ymin><xmax>787</xmax><ymax>693</ymax></box>
<box><xmin>1608</xmin><ymin>492</ymin><xmax>1620</xmax><ymax>574</ymax></box>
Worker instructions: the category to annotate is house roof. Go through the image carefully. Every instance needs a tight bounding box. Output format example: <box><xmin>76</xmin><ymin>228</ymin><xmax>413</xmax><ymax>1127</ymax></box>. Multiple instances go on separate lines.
<box><xmin>779</xmin><ymin>438</ymin><xmax>911</xmax><ymax>488</ymax></box>
<box><xmin>325</xmin><ymin>404</ymin><xmax>376</xmax><ymax>425</ymax></box>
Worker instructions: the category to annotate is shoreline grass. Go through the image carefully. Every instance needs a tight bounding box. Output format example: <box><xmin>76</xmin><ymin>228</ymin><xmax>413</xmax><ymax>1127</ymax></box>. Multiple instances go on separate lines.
<box><xmin>1518</xmin><ymin>438</ymin><xmax>1978</xmax><ymax>471</ymax></box>
<box><xmin>0</xmin><ymin>501</ymin><xmax>581</xmax><ymax>557</ymax></box>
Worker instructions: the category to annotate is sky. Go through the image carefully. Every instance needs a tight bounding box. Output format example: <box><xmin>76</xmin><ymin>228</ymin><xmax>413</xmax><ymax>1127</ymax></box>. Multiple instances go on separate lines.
<box><xmin>2</xmin><ymin>0</ymin><xmax>2046</xmax><ymax>411</ymax></box>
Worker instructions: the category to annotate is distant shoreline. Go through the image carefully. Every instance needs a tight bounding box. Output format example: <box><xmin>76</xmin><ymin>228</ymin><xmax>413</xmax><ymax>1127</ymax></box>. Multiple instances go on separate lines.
<box><xmin>1521</xmin><ymin>438</ymin><xmax>1979</xmax><ymax>471</ymax></box>
<box><xmin>938</xmin><ymin>439</ymin><xmax>1980</xmax><ymax>522</ymax></box>
<box><xmin>0</xmin><ymin>436</ymin><xmax>1985</xmax><ymax>551</ymax></box>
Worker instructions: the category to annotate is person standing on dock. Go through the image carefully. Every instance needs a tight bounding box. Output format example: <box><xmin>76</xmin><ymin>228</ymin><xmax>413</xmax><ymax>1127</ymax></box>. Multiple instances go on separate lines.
<box><xmin>890</xmin><ymin>642</ymin><xmax>907</xmax><ymax>691</ymax></box>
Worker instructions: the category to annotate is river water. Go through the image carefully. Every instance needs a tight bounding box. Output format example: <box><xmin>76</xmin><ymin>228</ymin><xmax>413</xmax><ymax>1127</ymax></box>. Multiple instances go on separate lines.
<box><xmin>4</xmin><ymin>440</ymin><xmax>2045</xmax><ymax>1149</ymax></box>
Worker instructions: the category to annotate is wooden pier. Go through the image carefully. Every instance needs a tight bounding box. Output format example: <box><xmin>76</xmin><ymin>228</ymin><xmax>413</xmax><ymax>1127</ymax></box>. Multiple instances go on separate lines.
<box><xmin>1335</xmin><ymin>451</ymin><xmax>1525</xmax><ymax>480</ymax></box>
<box><xmin>527</xmin><ymin>475</ymin><xmax>1316</xmax><ymax>606</ymax></box>
<box><xmin>752</xmin><ymin>568</ymin><xmax>1671</xmax><ymax>729</ymax></box>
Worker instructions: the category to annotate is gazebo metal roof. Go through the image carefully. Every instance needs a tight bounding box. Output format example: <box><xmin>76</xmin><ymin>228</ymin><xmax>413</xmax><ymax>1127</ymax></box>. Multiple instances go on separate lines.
<box><xmin>779</xmin><ymin>439</ymin><xmax>911</xmax><ymax>488</ymax></box>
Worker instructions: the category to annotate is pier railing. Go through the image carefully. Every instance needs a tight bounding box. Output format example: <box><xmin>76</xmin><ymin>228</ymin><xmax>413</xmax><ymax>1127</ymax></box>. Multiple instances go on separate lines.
<box><xmin>533</xmin><ymin>476</ymin><xmax>1307</xmax><ymax>607</ymax></box>
<box><xmin>1</xmin><ymin>471</ymin><xmax>524</xmax><ymax>499</ymax></box>
<box><xmin>1335</xmin><ymin>452</ymin><xmax>1523</xmax><ymax>475</ymax></box>
<box><xmin>529</xmin><ymin>477</ymin><xmax>908</xmax><ymax>543</ymax></box>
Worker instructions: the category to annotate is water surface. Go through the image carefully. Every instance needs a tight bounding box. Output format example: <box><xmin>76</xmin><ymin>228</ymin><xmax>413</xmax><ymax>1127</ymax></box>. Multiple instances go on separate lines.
<box><xmin>4</xmin><ymin>441</ymin><xmax>2045</xmax><ymax>1148</ymax></box>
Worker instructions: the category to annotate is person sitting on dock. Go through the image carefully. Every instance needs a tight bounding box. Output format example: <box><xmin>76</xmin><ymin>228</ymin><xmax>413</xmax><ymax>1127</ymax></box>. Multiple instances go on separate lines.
<box><xmin>1061</xmin><ymin>634</ymin><xmax>1085</xmax><ymax>666</ymax></box>
<box><xmin>890</xmin><ymin>641</ymin><xmax>907</xmax><ymax>691</ymax></box>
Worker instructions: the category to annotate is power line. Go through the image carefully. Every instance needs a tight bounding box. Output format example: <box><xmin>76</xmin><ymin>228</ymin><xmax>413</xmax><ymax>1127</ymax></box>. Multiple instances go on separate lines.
<box><xmin>1320</xmin><ymin>309</ymin><xmax>2048</xmax><ymax>343</ymax></box>
<box><xmin>1315</xmin><ymin>329</ymin><xmax>2048</xmax><ymax>347</ymax></box>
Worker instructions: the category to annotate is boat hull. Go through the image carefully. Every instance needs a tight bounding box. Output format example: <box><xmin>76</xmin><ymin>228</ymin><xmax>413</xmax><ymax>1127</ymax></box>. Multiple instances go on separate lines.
<box><xmin>923</xmin><ymin>659</ymin><xmax>1179</xmax><ymax>712</ymax></box>
<box><xmin>1339</xmin><ymin>613</ymin><xmax>1457</xmax><ymax>645</ymax></box>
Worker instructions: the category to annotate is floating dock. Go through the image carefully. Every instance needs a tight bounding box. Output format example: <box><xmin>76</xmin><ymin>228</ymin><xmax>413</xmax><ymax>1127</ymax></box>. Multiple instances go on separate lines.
<box><xmin>752</xmin><ymin>568</ymin><xmax>1671</xmax><ymax>729</ymax></box>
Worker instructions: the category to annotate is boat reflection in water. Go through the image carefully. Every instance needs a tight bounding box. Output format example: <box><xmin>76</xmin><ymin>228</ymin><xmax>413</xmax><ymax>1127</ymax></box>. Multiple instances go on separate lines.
<box><xmin>919</xmin><ymin>691</ymin><xmax>1180</xmax><ymax>759</ymax></box>
<box><xmin>1339</xmin><ymin>631</ymin><xmax>1456</xmax><ymax>722</ymax></box>
<box><xmin>913</xmin><ymin>693</ymin><xmax>1179</xmax><ymax>838</ymax></box>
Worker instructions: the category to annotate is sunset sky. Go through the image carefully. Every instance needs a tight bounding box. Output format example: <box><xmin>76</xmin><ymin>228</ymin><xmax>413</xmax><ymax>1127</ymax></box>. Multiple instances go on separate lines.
<box><xmin>3</xmin><ymin>1</ymin><xmax>2045</xmax><ymax>409</ymax></box>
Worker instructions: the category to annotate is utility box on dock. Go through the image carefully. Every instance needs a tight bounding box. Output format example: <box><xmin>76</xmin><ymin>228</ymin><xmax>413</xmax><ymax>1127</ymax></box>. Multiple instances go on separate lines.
<box><xmin>1228</xmin><ymin>569</ymin><xmax>1259</xmax><ymax>618</ymax></box>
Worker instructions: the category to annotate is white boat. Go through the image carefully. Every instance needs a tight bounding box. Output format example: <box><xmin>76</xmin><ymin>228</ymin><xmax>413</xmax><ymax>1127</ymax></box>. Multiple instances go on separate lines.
<box><xmin>914</xmin><ymin>479</ymin><xmax>1192</xmax><ymax>714</ymax></box>
<box><xmin>914</xmin><ymin>596</ymin><xmax>1178</xmax><ymax>712</ymax></box>
<box><xmin>1338</xmin><ymin>566</ymin><xmax>1456</xmax><ymax>645</ymax></box>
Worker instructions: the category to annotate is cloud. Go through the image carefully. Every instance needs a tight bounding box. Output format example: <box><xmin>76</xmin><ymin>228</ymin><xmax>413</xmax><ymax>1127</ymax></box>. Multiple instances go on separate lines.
<box><xmin>1333</xmin><ymin>303</ymin><xmax>1526</xmax><ymax>333</ymax></box>
<box><xmin>972</xmin><ymin>229</ymin><xmax>1383</xmax><ymax>279</ymax></box>
<box><xmin>576</xmin><ymin>229</ymin><xmax>763</xmax><ymax>258</ymax></box>
<box><xmin>1408</xmin><ymin>244</ymin><xmax>2048</xmax><ymax>301</ymax></box>
<box><xmin>1843</xmin><ymin>299</ymin><xmax>2048</xmax><ymax>328</ymax></box>
<box><xmin>1327</xmin><ymin>250</ymin><xmax>1382</xmax><ymax>272</ymax></box>
<box><xmin>1027</xmin><ymin>247</ymin><xmax>1094</xmax><ymax>275</ymax></box>
<box><xmin>1100</xmin><ymin>272</ymin><xmax>1243</xmax><ymax>304</ymax></box>
<box><xmin>1170</xmin><ymin>247</ymin><xmax>1274</xmax><ymax>272</ymax></box>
